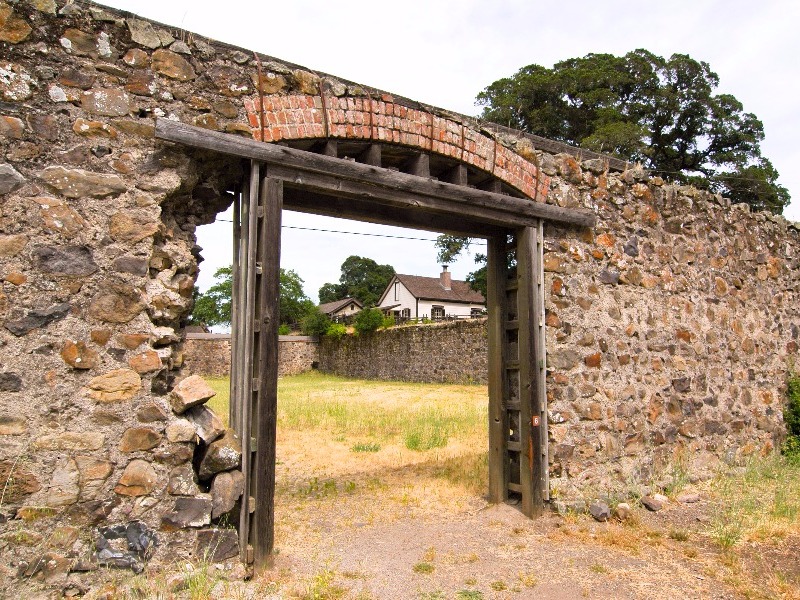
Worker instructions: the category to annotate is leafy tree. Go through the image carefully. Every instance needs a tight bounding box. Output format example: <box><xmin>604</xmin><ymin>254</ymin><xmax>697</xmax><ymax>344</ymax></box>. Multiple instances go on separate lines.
<box><xmin>434</xmin><ymin>236</ymin><xmax>488</xmax><ymax>297</ymax></box>
<box><xmin>318</xmin><ymin>255</ymin><xmax>395</xmax><ymax>307</ymax></box>
<box><xmin>188</xmin><ymin>266</ymin><xmax>233</xmax><ymax>327</ymax></box>
<box><xmin>279</xmin><ymin>269</ymin><xmax>315</xmax><ymax>326</ymax></box>
<box><xmin>301</xmin><ymin>308</ymin><xmax>331</xmax><ymax>336</ymax></box>
<box><xmin>189</xmin><ymin>266</ymin><xmax>314</xmax><ymax>327</ymax></box>
<box><xmin>477</xmin><ymin>49</ymin><xmax>789</xmax><ymax>213</ymax></box>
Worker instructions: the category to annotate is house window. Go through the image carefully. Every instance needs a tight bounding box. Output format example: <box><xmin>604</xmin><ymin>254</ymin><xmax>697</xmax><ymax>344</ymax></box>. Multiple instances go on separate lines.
<box><xmin>394</xmin><ymin>282</ymin><xmax>399</xmax><ymax>301</ymax></box>
<box><xmin>431</xmin><ymin>305</ymin><xmax>445</xmax><ymax>320</ymax></box>
<box><xmin>471</xmin><ymin>308</ymin><xmax>484</xmax><ymax>318</ymax></box>
<box><xmin>401</xmin><ymin>308</ymin><xmax>410</xmax><ymax>319</ymax></box>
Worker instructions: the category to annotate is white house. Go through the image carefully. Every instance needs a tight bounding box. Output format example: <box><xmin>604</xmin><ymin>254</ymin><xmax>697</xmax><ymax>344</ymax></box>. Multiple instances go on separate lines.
<box><xmin>318</xmin><ymin>297</ymin><xmax>363</xmax><ymax>321</ymax></box>
<box><xmin>377</xmin><ymin>266</ymin><xmax>485</xmax><ymax>320</ymax></box>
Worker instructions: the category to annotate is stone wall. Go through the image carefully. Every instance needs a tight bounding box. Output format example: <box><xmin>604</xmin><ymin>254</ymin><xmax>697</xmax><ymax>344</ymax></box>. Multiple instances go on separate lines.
<box><xmin>0</xmin><ymin>0</ymin><xmax>797</xmax><ymax>594</ymax></box>
<box><xmin>182</xmin><ymin>333</ymin><xmax>318</xmax><ymax>377</ymax></box>
<box><xmin>319</xmin><ymin>319</ymin><xmax>488</xmax><ymax>384</ymax></box>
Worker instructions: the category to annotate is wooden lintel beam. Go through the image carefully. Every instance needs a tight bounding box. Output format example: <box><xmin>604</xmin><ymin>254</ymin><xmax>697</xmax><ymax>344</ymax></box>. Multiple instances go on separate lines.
<box><xmin>283</xmin><ymin>188</ymin><xmax>505</xmax><ymax>238</ymax></box>
<box><xmin>155</xmin><ymin>119</ymin><xmax>597</xmax><ymax>229</ymax></box>
<box><xmin>272</xmin><ymin>164</ymin><xmax>539</xmax><ymax>230</ymax></box>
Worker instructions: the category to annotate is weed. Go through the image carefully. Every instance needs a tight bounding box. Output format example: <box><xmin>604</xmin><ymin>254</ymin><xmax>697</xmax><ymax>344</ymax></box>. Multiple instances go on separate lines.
<box><xmin>517</xmin><ymin>571</ymin><xmax>538</xmax><ymax>587</ymax></box>
<box><xmin>183</xmin><ymin>563</ymin><xmax>217</xmax><ymax>600</ymax></box>
<box><xmin>351</xmin><ymin>442</ymin><xmax>381</xmax><ymax>453</ymax></box>
<box><xmin>302</xmin><ymin>568</ymin><xmax>346</xmax><ymax>600</ymax></box>
<box><xmin>710</xmin><ymin>519</ymin><xmax>742</xmax><ymax>550</ymax></box>
<box><xmin>464</xmin><ymin>577</ymin><xmax>477</xmax><ymax>585</ymax></box>
<box><xmin>489</xmin><ymin>580</ymin><xmax>508</xmax><ymax>591</ymax></box>
<box><xmin>418</xmin><ymin>592</ymin><xmax>445</xmax><ymax>600</ymax></box>
<box><xmin>456</xmin><ymin>591</ymin><xmax>484</xmax><ymax>600</ymax></box>
<box><xmin>413</xmin><ymin>562</ymin><xmax>435</xmax><ymax>574</ymax></box>
<box><xmin>405</xmin><ymin>425</ymin><xmax>448</xmax><ymax>451</ymax></box>
<box><xmin>668</xmin><ymin>529</ymin><xmax>690</xmax><ymax>542</ymax></box>
<box><xmin>590</xmin><ymin>563</ymin><xmax>608</xmax><ymax>574</ymax></box>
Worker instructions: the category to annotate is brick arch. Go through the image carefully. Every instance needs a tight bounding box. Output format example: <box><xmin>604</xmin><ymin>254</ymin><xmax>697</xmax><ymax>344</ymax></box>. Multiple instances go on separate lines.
<box><xmin>243</xmin><ymin>94</ymin><xmax>549</xmax><ymax>201</ymax></box>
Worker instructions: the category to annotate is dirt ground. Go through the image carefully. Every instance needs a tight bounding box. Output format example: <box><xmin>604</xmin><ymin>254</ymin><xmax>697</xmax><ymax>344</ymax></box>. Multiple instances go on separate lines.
<box><xmin>233</xmin><ymin>443</ymin><xmax>799</xmax><ymax>600</ymax></box>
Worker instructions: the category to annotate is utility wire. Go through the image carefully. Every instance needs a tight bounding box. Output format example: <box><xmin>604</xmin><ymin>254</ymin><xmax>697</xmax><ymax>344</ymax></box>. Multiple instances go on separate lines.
<box><xmin>213</xmin><ymin>220</ymin><xmax>488</xmax><ymax>245</ymax></box>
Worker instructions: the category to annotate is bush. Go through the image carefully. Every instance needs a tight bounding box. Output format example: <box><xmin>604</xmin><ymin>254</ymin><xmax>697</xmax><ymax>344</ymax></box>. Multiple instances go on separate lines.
<box><xmin>301</xmin><ymin>309</ymin><xmax>331</xmax><ymax>336</ymax></box>
<box><xmin>782</xmin><ymin>370</ymin><xmax>800</xmax><ymax>461</ymax></box>
<box><xmin>278</xmin><ymin>323</ymin><xmax>291</xmax><ymax>335</ymax></box>
<box><xmin>382</xmin><ymin>315</ymin><xmax>396</xmax><ymax>329</ymax></box>
<box><xmin>353</xmin><ymin>308</ymin><xmax>385</xmax><ymax>335</ymax></box>
<box><xmin>325</xmin><ymin>322</ymin><xmax>347</xmax><ymax>340</ymax></box>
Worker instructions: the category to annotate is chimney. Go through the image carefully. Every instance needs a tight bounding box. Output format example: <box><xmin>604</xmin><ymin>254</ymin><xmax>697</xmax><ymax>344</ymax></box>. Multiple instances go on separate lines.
<box><xmin>440</xmin><ymin>265</ymin><xmax>451</xmax><ymax>291</ymax></box>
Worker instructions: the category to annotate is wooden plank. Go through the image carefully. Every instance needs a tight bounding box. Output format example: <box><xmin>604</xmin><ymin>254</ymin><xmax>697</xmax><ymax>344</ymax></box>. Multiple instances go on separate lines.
<box><xmin>272</xmin><ymin>165</ymin><xmax>544</xmax><ymax>230</ymax></box>
<box><xmin>282</xmin><ymin>188</ymin><xmax>507</xmax><ymax>238</ymax></box>
<box><xmin>406</xmin><ymin>153</ymin><xmax>430</xmax><ymax>177</ymax></box>
<box><xmin>230</xmin><ymin>189</ymin><xmax>241</xmax><ymax>434</ymax></box>
<box><xmin>155</xmin><ymin>119</ymin><xmax>596</xmax><ymax>228</ymax></box>
<box><xmin>516</xmin><ymin>226</ymin><xmax>544</xmax><ymax>517</ymax></box>
<box><xmin>359</xmin><ymin>143</ymin><xmax>381</xmax><ymax>166</ymax></box>
<box><xmin>251</xmin><ymin>175</ymin><xmax>283</xmax><ymax>571</ymax></box>
<box><xmin>534</xmin><ymin>219</ymin><xmax>549</xmax><ymax>500</ymax></box>
<box><xmin>487</xmin><ymin>235</ymin><xmax>509</xmax><ymax>504</ymax></box>
<box><xmin>237</xmin><ymin>163</ymin><xmax>260</xmax><ymax>561</ymax></box>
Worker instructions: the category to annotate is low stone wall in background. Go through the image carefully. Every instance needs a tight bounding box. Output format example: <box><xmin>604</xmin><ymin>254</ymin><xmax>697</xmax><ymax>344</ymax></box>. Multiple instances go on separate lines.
<box><xmin>182</xmin><ymin>334</ymin><xmax>319</xmax><ymax>377</ymax></box>
<box><xmin>318</xmin><ymin>319</ymin><xmax>489</xmax><ymax>384</ymax></box>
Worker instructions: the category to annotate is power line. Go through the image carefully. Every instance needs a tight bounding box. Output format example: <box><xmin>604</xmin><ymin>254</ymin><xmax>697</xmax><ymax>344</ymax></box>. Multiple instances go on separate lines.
<box><xmin>213</xmin><ymin>220</ymin><xmax>487</xmax><ymax>245</ymax></box>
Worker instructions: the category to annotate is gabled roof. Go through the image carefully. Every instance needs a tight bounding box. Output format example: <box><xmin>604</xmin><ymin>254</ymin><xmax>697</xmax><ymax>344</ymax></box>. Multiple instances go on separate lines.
<box><xmin>389</xmin><ymin>274</ymin><xmax>485</xmax><ymax>304</ymax></box>
<box><xmin>318</xmin><ymin>297</ymin><xmax>363</xmax><ymax>315</ymax></box>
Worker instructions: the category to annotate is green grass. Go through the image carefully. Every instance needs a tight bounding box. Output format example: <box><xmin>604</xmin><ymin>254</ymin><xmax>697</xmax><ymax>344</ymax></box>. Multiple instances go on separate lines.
<box><xmin>351</xmin><ymin>442</ymin><xmax>381</xmax><ymax>453</ymax></box>
<box><xmin>203</xmin><ymin>371</ymin><xmax>486</xmax><ymax>450</ymax></box>
<box><xmin>412</xmin><ymin>562</ymin><xmax>435</xmax><ymax>574</ymax></box>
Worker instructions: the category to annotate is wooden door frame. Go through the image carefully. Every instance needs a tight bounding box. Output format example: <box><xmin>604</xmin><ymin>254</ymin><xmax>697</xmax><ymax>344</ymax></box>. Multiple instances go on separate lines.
<box><xmin>155</xmin><ymin>119</ymin><xmax>595</xmax><ymax>571</ymax></box>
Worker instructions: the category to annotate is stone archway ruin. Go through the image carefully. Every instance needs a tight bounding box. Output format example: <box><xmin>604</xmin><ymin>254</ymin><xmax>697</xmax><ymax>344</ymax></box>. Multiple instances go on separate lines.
<box><xmin>0</xmin><ymin>0</ymin><xmax>798</xmax><ymax>592</ymax></box>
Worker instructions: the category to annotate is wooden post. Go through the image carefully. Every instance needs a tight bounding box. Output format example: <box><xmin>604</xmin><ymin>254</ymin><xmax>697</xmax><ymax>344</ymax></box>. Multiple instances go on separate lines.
<box><xmin>533</xmin><ymin>220</ymin><xmax>549</xmax><ymax>500</ymax></box>
<box><xmin>406</xmin><ymin>153</ymin><xmax>430</xmax><ymax>177</ymax></box>
<box><xmin>251</xmin><ymin>174</ymin><xmax>283</xmax><ymax>571</ymax></box>
<box><xmin>516</xmin><ymin>225</ymin><xmax>544</xmax><ymax>517</ymax></box>
<box><xmin>487</xmin><ymin>235</ymin><xmax>508</xmax><ymax>503</ymax></box>
<box><xmin>359</xmin><ymin>143</ymin><xmax>381</xmax><ymax>166</ymax></box>
<box><xmin>448</xmin><ymin>164</ymin><xmax>468</xmax><ymax>186</ymax></box>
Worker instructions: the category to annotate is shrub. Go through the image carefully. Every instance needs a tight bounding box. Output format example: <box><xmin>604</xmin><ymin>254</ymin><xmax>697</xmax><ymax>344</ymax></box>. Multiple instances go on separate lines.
<box><xmin>782</xmin><ymin>370</ymin><xmax>800</xmax><ymax>460</ymax></box>
<box><xmin>382</xmin><ymin>315</ymin><xmax>396</xmax><ymax>329</ymax></box>
<box><xmin>301</xmin><ymin>309</ymin><xmax>331</xmax><ymax>336</ymax></box>
<box><xmin>278</xmin><ymin>323</ymin><xmax>291</xmax><ymax>335</ymax></box>
<box><xmin>325</xmin><ymin>322</ymin><xmax>347</xmax><ymax>340</ymax></box>
<box><xmin>353</xmin><ymin>308</ymin><xmax>384</xmax><ymax>335</ymax></box>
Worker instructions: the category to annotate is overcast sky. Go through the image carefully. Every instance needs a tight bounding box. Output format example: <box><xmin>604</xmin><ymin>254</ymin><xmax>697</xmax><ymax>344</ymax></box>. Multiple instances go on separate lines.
<box><xmin>101</xmin><ymin>0</ymin><xmax>800</xmax><ymax>304</ymax></box>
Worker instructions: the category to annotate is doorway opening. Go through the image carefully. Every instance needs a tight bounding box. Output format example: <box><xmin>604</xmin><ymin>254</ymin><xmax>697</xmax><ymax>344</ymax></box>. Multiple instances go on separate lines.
<box><xmin>156</xmin><ymin>118</ymin><xmax>595</xmax><ymax>570</ymax></box>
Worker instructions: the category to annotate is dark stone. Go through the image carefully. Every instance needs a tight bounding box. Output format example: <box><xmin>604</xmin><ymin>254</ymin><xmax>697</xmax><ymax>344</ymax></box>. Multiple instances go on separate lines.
<box><xmin>196</xmin><ymin>529</ymin><xmax>238</xmax><ymax>562</ymax></box>
<box><xmin>0</xmin><ymin>372</ymin><xmax>22</xmax><ymax>391</ymax></box>
<box><xmin>91</xmin><ymin>146</ymin><xmax>112</xmax><ymax>158</ymax></box>
<box><xmin>96</xmin><ymin>521</ymin><xmax>157</xmax><ymax>574</ymax></box>
<box><xmin>672</xmin><ymin>377</ymin><xmax>691</xmax><ymax>393</ymax></box>
<box><xmin>185</xmin><ymin>405</ymin><xmax>225</xmax><ymax>444</ymax></box>
<box><xmin>107</xmin><ymin>348</ymin><xmax>126</xmax><ymax>362</ymax></box>
<box><xmin>4</xmin><ymin>302</ymin><xmax>71</xmax><ymax>336</ymax></box>
<box><xmin>113</xmin><ymin>256</ymin><xmax>148</xmax><ymax>276</ymax></box>
<box><xmin>160</xmin><ymin>496</ymin><xmax>212</xmax><ymax>531</ymax></box>
<box><xmin>623</xmin><ymin>236</ymin><xmax>639</xmax><ymax>257</ymax></box>
<box><xmin>151</xmin><ymin>368</ymin><xmax>173</xmax><ymax>395</ymax></box>
<box><xmin>598</xmin><ymin>270</ymin><xmax>620</xmax><ymax>285</ymax></box>
<box><xmin>0</xmin><ymin>163</ymin><xmax>25</xmax><ymax>194</ymax></box>
<box><xmin>589</xmin><ymin>501</ymin><xmax>611</xmax><ymax>522</ymax></box>
<box><xmin>33</xmin><ymin>245</ymin><xmax>98</xmax><ymax>276</ymax></box>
